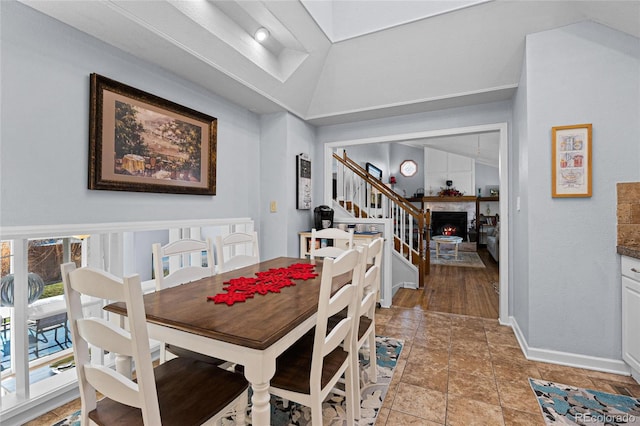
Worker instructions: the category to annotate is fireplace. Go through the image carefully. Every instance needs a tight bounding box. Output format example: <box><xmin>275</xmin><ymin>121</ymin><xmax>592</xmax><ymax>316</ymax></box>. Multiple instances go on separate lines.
<box><xmin>431</xmin><ymin>211</ymin><xmax>467</xmax><ymax>240</ymax></box>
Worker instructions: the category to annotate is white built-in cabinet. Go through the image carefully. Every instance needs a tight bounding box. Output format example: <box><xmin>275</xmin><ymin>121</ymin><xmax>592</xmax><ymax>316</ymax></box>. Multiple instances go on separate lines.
<box><xmin>622</xmin><ymin>255</ymin><xmax>640</xmax><ymax>381</ymax></box>
<box><xmin>424</xmin><ymin>148</ymin><xmax>475</xmax><ymax>196</ymax></box>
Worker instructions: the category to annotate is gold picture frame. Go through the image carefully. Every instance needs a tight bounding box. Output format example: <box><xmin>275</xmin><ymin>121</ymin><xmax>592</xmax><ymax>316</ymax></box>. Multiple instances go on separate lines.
<box><xmin>552</xmin><ymin>123</ymin><xmax>592</xmax><ymax>198</ymax></box>
<box><xmin>89</xmin><ymin>73</ymin><xmax>216</xmax><ymax>195</ymax></box>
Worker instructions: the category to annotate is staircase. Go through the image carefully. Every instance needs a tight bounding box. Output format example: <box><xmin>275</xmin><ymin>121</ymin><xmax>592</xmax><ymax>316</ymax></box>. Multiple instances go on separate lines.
<box><xmin>332</xmin><ymin>151</ymin><xmax>430</xmax><ymax>288</ymax></box>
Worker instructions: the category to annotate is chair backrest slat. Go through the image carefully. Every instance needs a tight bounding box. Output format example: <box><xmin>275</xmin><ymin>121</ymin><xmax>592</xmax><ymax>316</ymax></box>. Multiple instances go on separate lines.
<box><xmin>215</xmin><ymin>231</ymin><xmax>260</xmax><ymax>273</ymax></box>
<box><xmin>152</xmin><ymin>238</ymin><xmax>215</xmax><ymax>291</ymax></box>
<box><xmin>309</xmin><ymin>228</ymin><xmax>355</xmax><ymax>260</ymax></box>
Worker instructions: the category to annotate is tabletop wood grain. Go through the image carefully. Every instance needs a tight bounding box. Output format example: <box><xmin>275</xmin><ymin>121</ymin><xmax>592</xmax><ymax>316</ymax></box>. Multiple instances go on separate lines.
<box><xmin>105</xmin><ymin>257</ymin><xmax>352</xmax><ymax>350</ymax></box>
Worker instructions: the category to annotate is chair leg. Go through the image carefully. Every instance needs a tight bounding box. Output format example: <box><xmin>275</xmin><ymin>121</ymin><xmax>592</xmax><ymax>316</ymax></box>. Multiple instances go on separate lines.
<box><xmin>310</xmin><ymin>397</ymin><xmax>324</xmax><ymax>426</ymax></box>
<box><xmin>368</xmin><ymin>331</ymin><xmax>377</xmax><ymax>383</ymax></box>
<box><xmin>234</xmin><ymin>391</ymin><xmax>247</xmax><ymax>425</ymax></box>
<box><xmin>344</xmin><ymin>365</ymin><xmax>355</xmax><ymax>426</ymax></box>
<box><xmin>352</xmin><ymin>345</ymin><xmax>361</xmax><ymax>420</ymax></box>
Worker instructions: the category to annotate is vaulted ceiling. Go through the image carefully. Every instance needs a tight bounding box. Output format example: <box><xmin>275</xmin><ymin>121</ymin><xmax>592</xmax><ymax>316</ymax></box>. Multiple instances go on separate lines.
<box><xmin>19</xmin><ymin>0</ymin><xmax>640</xmax><ymax>128</ymax></box>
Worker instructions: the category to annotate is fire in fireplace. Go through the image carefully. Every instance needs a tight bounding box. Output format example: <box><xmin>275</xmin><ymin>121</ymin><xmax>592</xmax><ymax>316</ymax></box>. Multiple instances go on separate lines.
<box><xmin>431</xmin><ymin>211</ymin><xmax>468</xmax><ymax>240</ymax></box>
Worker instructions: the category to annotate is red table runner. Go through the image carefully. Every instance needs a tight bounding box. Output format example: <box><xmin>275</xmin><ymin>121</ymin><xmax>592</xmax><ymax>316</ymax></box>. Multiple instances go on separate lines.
<box><xmin>207</xmin><ymin>263</ymin><xmax>318</xmax><ymax>306</ymax></box>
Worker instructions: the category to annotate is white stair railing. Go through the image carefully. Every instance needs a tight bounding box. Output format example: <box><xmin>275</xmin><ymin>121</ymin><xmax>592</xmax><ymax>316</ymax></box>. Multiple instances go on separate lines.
<box><xmin>332</xmin><ymin>151</ymin><xmax>430</xmax><ymax>284</ymax></box>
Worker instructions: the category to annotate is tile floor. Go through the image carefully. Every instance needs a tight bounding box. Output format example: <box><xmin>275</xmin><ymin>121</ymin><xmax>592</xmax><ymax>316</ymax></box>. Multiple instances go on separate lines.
<box><xmin>375</xmin><ymin>307</ymin><xmax>640</xmax><ymax>426</ymax></box>
<box><xmin>25</xmin><ymin>306</ymin><xmax>640</xmax><ymax>425</ymax></box>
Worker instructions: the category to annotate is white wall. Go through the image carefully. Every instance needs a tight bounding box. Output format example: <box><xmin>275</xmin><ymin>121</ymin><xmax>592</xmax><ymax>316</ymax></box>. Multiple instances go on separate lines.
<box><xmin>476</xmin><ymin>163</ymin><xmax>500</xmax><ymax>196</ymax></box>
<box><xmin>1</xmin><ymin>2</ymin><xmax>261</xmax><ymax>227</ymax></box>
<box><xmin>513</xmin><ymin>21</ymin><xmax>640</xmax><ymax>362</ymax></box>
<box><xmin>259</xmin><ymin>112</ymin><xmax>317</xmax><ymax>260</ymax></box>
<box><xmin>390</xmin><ymin>144</ymin><xmax>423</xmax><ymax>198</ymax></box>
<box><xmin>340</xmin><ymin>142</ymin><xmax>390</xmax><ymax>180</ymax></box>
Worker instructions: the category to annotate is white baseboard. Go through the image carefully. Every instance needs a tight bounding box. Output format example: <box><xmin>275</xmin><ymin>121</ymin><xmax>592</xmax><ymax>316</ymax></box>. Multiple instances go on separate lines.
<box><xmin>509</xmin><ymin>316</ymin><xmax>631</xmax><ymax>376</ymax></box>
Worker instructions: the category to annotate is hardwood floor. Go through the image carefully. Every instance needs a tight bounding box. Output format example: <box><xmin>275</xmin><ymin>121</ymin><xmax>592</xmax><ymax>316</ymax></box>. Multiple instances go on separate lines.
<box><xmin>394</xmin><ymin>248</ymin><xmax>500</xmax><ymax>319</ymax></box>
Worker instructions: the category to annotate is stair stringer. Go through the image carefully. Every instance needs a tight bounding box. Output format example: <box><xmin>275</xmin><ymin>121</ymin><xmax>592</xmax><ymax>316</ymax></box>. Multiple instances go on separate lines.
<box><xmin>391</xmin><ymin>249</ymin><xmax>419</xmax><ymax>297</ymax></box>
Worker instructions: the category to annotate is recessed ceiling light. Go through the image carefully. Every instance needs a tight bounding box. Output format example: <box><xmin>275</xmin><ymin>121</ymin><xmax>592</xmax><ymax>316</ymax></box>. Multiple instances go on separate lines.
<box><xmin>254</xmin><ymin>27</ymin><xmax>270</xmax><ymax>43</ymax></box>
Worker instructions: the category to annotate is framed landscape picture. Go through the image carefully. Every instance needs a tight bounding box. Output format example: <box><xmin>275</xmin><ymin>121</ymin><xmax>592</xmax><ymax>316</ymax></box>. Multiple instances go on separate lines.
<box><xmin>551</xmin><ymin>123</ymin><xmax>592</xmax><ymax>198</ymax></box>
<box><xmin>89</xmin><ymin>73</ymin><xmax>217</xmax><ymax>195</ymax></box>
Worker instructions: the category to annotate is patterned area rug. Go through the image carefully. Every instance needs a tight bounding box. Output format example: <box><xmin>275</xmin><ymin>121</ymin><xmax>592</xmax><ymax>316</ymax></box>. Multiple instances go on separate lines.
<box><xmin>429</xmin><ymin>250</ymin><xmax>485</xmax><ymax>268</ymax></box>
<box><xmin>530</xmin><ymin>378</ymin><xmax>640</xmax><ymax>425</ymax></box>
<box><xmin>52</xmin><ymin>336</ymin><xmax>403</xmax><ymax>426</ymax></box>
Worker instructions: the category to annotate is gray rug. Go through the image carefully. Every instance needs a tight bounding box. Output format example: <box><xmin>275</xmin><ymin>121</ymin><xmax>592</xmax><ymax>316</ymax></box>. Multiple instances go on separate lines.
<box><xmin>52</xmin><ymin>336</ymin><xmax>403</xmax><ymax>426</ymax></box>
<box><xmin>430</xmin><ymin>250</ymin><xmax>486</xmax><ymax>268</ymax></box>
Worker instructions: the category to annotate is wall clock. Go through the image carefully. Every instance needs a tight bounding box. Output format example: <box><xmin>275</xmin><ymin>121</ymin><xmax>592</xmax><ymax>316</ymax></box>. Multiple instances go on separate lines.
<box><xmin>400</xmin><ymin>160</ymin><xmax>417</xmax><ymax>177</ymax></box>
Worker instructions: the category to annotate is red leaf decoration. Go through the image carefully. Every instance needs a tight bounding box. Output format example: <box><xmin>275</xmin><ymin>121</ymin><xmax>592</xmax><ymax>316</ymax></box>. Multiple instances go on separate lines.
<box><xmin>207</xmin><ymin>263</ymin><xmax>317</xmax><ymax>306</ymax></box>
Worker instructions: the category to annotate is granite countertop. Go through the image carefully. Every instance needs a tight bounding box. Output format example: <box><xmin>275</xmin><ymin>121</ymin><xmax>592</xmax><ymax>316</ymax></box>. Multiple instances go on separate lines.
<box><xmin>618</xmin><ymin>245</ymin><xmax>640</xmax><ymax>259</ymax></box>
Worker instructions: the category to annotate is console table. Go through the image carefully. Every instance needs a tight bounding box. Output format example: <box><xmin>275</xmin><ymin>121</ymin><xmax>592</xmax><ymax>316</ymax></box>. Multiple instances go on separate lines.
<box><xmin>298</xmin><ymin>231</ymin><xmax>381</xmax><ymax>258</ymax></box>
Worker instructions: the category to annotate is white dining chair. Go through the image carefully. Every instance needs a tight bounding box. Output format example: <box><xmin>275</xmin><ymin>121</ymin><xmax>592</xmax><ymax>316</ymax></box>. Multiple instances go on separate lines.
<box><xmin>268</xmin><ymin>248</ymin><xmax>364</xmax><ymax>426</ymax></box>
<box><xmin>309</xmin><ymin>227</ymin><xmax>355</xmax><ymax>259</ymax></box>
<box><xmin>60</xmin><ymin>262</ymin><xmax>248</xmax><ymax>426</ymax></box>
<box><xmin>215</xmin><ymin>231</ymin><xmax>260</xmax><ymax>272</ymax></box>
<box><xmin>152</xmin><ymin>238</ymin><xmax>224</xmax><ymax>365</ymax></box>
<box><xmin>352</xmin><ymin>237</ymin><xmax>383</xmax><ymax>419</ymax></box>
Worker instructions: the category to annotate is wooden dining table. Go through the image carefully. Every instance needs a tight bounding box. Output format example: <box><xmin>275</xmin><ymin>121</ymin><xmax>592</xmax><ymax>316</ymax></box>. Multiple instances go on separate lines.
<box><xmin>104</xmin><ymin>256</ymin><xmax>351</xmax><ymax>426</ymax></box>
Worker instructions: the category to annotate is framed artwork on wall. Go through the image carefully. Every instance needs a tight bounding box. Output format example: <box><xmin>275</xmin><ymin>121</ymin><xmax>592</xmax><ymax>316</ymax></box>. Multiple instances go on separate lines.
<box><xmin>365</xmin><ymin>162</ymin><xmax>383</xmax><ymax>208</ymax></box>
<box><xmin>89</xmin><ymin>73</ymin><xmax>217</xmax><ymax>195</ymax></box>
<box><xmin>552</xmin><ymin>123</ymin><xmax>592</xmax><ymax>198</ymax></box>
<box><xmin>296</xmin><ymin>153</ymin><xmax>311</xmax><ymax>209</ymax></box>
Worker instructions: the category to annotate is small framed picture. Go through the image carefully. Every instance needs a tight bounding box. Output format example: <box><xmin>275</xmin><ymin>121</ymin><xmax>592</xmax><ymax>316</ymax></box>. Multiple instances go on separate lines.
<box><xmin>486</xmin><ymin>186</ymin><xmax>499</xmax><ymax>197</ymax></box>
<box><xmin>552</xmin><ymin>124</ymin><xmax>592</xmax><ymax>198</ymax></box>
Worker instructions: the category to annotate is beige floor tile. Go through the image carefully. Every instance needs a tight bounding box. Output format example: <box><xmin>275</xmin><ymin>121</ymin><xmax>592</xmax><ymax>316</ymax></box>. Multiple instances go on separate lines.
<box><xmin>584</xmin><ymin>370</ymin><xmax>638</xmax><ymax>384</ymax></box>
<box><xmin>402</xmin><ymin>361</ymin><xmax>449</xmax><ymax>393</ymax></box>
<box><xmin>447</xmin><ymin>370</ymin><xmax>500</xmax><ymax>405</ymax></box>
<box><xmin>406</xmin><ymin>345</ymin><xmax>450</xmax><ymax>367</ymax></box>
<box><xmin>445</xmin><ymin>394</ymin><xmax>504</xmax><ymax>426</ymax></box>
<box><xmin>377</xmin><ymin>407</ymin><xmax>391</xmax><ymax>424</ymax></box>
<box><xmin>496</xmin><ymin>379</ymin><xmax>545</xmax><ymax>415</ymax></box>
<box><xmin>391</xmin><ymin>382</ymin><xmax>447</xmax><ymax>424</ymax></box>
<box><xmin>450</xmin><ymin>315</ymin><xmax>486</xmax><ymax>330</ymax></box>
<box><xmin>485</xmin><ymin>330</ymin><xmax>520</xmax><ymax>347</ymax></box>
<box><xmin>481</xmin><ymin>318</ymin><xmax>505</xmax><ymax>330</ymax></box>
<box><xmin>502</xmin><ymin>407</ymin><xmax>546</xmax><ymax>426</ymax></box>
<box><xmin>417</xmin><ymin>325</ymin><xmax>452</xmax><ymax>341</ymax></box>
<box><xmin>23</xmin><ymin>411</ymin><xmax>63</xmax><ymax>426</ymax></box>
<box><xmin>392</xmin><ymin>309</ymin><xmax>425</xmax><ymax>323</ymax></box>
<box><xmin>414</xmin><ymin>335</ymin><xmax>451</xmax><ymax>352</ymax></box>
<box><xmin>386</xmin><ymin>409</ymin><xmax>446</xmax><ymax>425</ymax></box>
<box><xmin>488</xmin><ymin>343</ymin><xmax>527</xmax><ymax>362</ymax></box>
<box><xmin>535</xmin><ymin>369</ymin><xmax>596</xmax><ymax>390</ymax></box>
<box><xmin>450</xmin><ymin>326</ymin><xmax>486</xmax><ymax>342</ymax></box>
<box><xmin>492</xmin><ymin>360</ymin><xmax>541</xmax><ymax>383</ymax></box>
<box><xmin>384</xmin><ymin>324</ymin><xmax>419</xmax><ymax>341</ymax></box>
<box><xmin>450</xmin><ymin>340</ymin><xmax>491</xmax><ymax>359</ymax></box>
<box><xmin>448</xmin><ymin>353</ymin><xmax>495</xmax><ymax>378</ymax></box>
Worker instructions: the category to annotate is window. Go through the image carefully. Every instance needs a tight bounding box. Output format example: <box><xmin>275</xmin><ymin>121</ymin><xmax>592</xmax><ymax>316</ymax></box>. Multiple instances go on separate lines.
<box><xmin>400</xmin><ymin>160</ymin><xmax>417</xmax><ymax>177</ymax></box>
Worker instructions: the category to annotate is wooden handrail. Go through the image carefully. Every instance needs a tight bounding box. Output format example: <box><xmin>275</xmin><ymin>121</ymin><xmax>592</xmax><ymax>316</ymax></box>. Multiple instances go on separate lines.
<box><xmin>333</xmin><ymin>151</ymin><xmax>430</xmax><ymax>281</ymax></box>
<box><xmin>334</xmin><ymin>152</ymin><xmax>423</xmax><ymax>220</ymax></box>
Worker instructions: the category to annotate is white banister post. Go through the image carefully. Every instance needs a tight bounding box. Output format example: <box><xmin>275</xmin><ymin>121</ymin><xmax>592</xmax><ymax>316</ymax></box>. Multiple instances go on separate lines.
<box><xmin>12</xmin><ymin>238</ymin><xmax>30</xmax><ymax>400</ymax></box>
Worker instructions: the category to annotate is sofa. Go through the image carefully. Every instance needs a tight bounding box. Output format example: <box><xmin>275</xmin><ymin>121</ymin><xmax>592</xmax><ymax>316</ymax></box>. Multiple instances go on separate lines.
<box><xmin>486</xmin><ymin>223</ymin><xmax>499</xmax><ymax>262</ymax></box>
